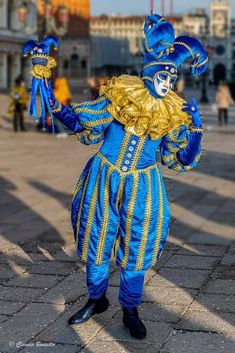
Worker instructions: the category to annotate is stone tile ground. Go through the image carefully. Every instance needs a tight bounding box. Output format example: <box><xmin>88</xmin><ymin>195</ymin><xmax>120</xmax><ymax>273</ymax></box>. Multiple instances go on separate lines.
<box><xmin>0</xmin><ymin>92</ymin><xmax>235</xmax><ymax>352</ymax></box>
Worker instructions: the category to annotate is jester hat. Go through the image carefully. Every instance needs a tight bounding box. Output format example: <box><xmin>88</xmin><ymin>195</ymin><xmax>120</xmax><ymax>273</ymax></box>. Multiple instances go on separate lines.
<box><xmin>141</xmin><ymin>14</ymin><xmax>208</xmax><ymax>97</ymax></box>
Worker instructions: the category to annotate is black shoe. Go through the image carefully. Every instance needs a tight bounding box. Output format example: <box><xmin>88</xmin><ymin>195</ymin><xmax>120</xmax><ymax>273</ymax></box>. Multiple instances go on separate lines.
<box><xmin>68</xmin><ymin>295</ymin><xmax>109</xmax><ymax>325</ymax></box>
<box><xmin>122</xmin><ymin>307</ymin><xmax>146</xmax><ymax>339</ymax></box>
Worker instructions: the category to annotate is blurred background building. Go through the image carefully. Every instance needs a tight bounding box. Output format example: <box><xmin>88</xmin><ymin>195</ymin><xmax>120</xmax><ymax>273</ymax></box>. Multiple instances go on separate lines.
<box><xmin>0</xmin><ymin>0</ymin><xmax>234</xmax><ymax>93</ymax></box>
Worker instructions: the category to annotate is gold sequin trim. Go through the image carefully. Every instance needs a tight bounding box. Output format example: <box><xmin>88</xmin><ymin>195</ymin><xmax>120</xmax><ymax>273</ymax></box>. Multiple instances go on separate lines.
<box><xmin>51</xmin><ymin>103</ymin><xmax>62</xmax><ymax>113</ymax></box>
<box><xmin>151</xmin><ymin>168</ymin><xmax>164</xmax><ymax>265</ymax></box>
<box><xmin>115</xmin><ymin>133</ymin><xmax>131</xmax><ymax>168</ymax></box>
<box><xmin>190</xmin><ymin>127</ymin><xmax>203</xmax><ymax>133</ymax></box>
<box><xmin>136</xmin><ymin>169</ymin><xmax>152</xmax><ymax>270</ymax></box>
<box><xmin>121</xmin><ymin>173</ymin><xmax>139</xmax><ymax>268</ymax></box>
<box><xmin>96</xmin><ymin>167</ymin><xmax>113</xmax><ymax>264</ymax></box>
<box><xmin>72</xmin><ymin>173</ymin><xmax>87</xmax><ymax>202</ymax></box>
<box><xmin>78</xmin><ymin>116</ymin><xmax>113</xmax><ymax>128</ymax></box>
<box><xmin>174</xmin><ymin>41</ymin><xmax>194</xmax><ymax>58</ymax></box>
<box><xmin>131</xmin><ymin>137</ymin><xmax>147</xmax><ymax>171</ymax></box>
<box><xmin>144</xmin><ymin>61</ymin><xmax>177</xmax><ymax>70</ymax></box>
<box><xmin>74</xmin><ymin>107</ymin><xmax>108</xmax><ymax>115</ymax></box>
<box><xmin>81</xmin><ymin>159</ymin><xmax>104</xmax><ymax>261</ymax></box>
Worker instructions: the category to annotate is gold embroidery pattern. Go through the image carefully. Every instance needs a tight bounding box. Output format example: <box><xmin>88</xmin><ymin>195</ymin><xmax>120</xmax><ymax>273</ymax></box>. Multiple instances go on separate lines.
<box><xmin>190</xmin><ymin>127</ymin><xmax>203</xmax><ymax>133</ymax></box>
<box><xmin>144</xmin><ymin>61</ymin><xmax>177</xmax><ymax>70</ymax></box>
<box><xmin>75</xmin><ymin>165</ymin><xmax>93</xmax><ymax>243</ymax></box>
<box><xmin>115</xmin><ymin>133</ymin><xmax>131</xmax><ymax>168</ymax></box>
<box><xmin>72</xmin><ymin>173</ymin><xmax>87</xmax><ymax>202</ymax></box>
<box><xmin>96</xmin><ymin>167</ymin><xmax>113</xmax><ymax>264</ymax></box>
<box><xmin>136</xmin><ymin>169</ymin><xmax>152</xmax><ymax>270</ymax></box>
<box><xmin>71</xmin><ymin>95</ymin><xmax>106</xmax><ymax>108</ymax></box>
<box><xmin>121</xmin><ymin>173</ymin><xmax>139</xmax><ymax>268</ymax></box>
<box><xmin>51</xmin><ymin>103</ymin><xmax>62</xmax><ymax>113</ymax></box>
<box><xmin>151</xmin><ymin>167</ymin><xmax>164</xmax><ymax>265</ymax></box>
<box><xmin>81</xmin><ymin>160</ymin><xmax>104</xmax><ymax>261</ymax></box>
<box><xmin>74</xmin><ymin>107</ymin><xmax>108</xmax><ymax>115</ymax></box>
<box><xmin>174</xmin><ymin>41</ymin><xmax>194</xmax><ymax>58</ymax></box>
<box><xmin>131</xmin><ymin>137</ymin><xmax>147</xmax><ymax>170</ymax></box>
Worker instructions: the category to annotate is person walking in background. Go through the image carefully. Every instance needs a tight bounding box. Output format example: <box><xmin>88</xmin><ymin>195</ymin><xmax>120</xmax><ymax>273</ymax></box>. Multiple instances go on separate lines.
<box><xmin>9</xmin><ymin>77</ymin><xmax>28</xmax><ymax>132</ymax></box>
<box><xmin>215</xmin><ymin>84</ymin><xmax>234</xmax><ymax>126</ymax></box>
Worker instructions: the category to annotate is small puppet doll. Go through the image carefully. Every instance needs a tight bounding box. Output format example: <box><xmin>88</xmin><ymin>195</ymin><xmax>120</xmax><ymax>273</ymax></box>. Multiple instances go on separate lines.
<box><xmin>23</xmin><ymin>14</ymin><xmax>208</xmax><ymax>339</ymax></box>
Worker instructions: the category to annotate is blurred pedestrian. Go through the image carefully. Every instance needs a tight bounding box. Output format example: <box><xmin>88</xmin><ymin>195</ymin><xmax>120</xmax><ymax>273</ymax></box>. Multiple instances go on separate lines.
<box><xmin>215</xmin><ymin>84</ymin><xmax>234</xmax><ymax>126</ymax></box>
<box><xmin>9</xmin><ymin>77</ymin><xmax>28</xmax><ymax>132</ymax></box>
<box><xmin>87</xmin><ymin>76</ymin><xmax>99</xmax><ymax>100</ymax></box>
<box><xmin>176</xmin><ymin>77</ymin><xmax>185</xmax><ymax>99</ymax></box>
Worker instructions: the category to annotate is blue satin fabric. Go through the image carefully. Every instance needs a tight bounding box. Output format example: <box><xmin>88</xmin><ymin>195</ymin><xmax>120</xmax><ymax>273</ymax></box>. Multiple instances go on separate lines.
<box><xmin>177</xmin><ymin>131</ymin><xmax>202</xmax><ymax>166</ymax></box>
<box><xmin>52</xmin><ymin>97</ymin><xmax>201</xmax><ymax>270</ymax></box>
<box><xmin>86</xmin><ymin>261</ymin><xmax>145</xmax><ymax>307</ymax></box>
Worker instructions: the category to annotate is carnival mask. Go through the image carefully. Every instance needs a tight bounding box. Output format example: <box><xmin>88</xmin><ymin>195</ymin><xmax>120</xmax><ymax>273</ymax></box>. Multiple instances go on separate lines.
<box><xmin>153</xmin><ymin>72</ymin><xmax>177</xmax><ymax>98</ymax></box>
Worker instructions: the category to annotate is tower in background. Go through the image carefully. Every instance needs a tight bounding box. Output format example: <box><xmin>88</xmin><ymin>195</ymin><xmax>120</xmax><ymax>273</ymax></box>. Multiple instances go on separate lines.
<box><xmin>210</xmin><ymin>0</ymin><xmax>231</xmax><ymax>37</ymax></box>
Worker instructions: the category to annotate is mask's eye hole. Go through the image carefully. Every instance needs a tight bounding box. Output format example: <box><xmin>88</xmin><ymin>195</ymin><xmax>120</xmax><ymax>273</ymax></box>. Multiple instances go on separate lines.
<box><xmin>170</xmin><ymin>77</ymin><xmax>176</xmax><ymax>84</ymax></box>
<box><xmin>158</xmin><ymin>73</ymin><xmax>168</xmax><ymax>81</ymax></box>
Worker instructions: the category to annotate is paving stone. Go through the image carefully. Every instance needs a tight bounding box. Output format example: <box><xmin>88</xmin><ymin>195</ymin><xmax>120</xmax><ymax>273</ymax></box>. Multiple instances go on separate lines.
<box><xmin>220</xmin><ymin>254</ymin><xmax>235</xmax><ymax>266</ymax></box>
<box><xmin>36</xmin><ymin>299</ymin><xmax>119</xmax><ymax>346</ymax></box>
<box><xmin>0</xmin><ymin>302</ymin><xmax>64</xmax><ymax>352</ymax></box>
<box><xmin>176</xmin><ymin>310</ymin><xmax>235</xmax><ymax>334</ymax></box>
<box><xmin>148</xmin><ymin>268</ymin><xmax>211</xmax><ymax>289</ymax></box>
<box><xmin>189</xmin><ymin>293</ymin><xmax>235</xmax><ymax>313</ymax></box>
<box><xmin>53</xmin><ymin>244</ymin><xmax>79</xmax><ymax>262</ymax></box>
<box><xmin>0</xmin><ymin>263</ymin><xmax>25</xmax><ymax>280</ymax></box>
<box><xmin>161</xmin><ymin>331</ymin><xmax>235</xmax><ymax>353</ymax></box>
<box><xmin>29</xmin><ymin>261</ymin><xmax>78</xmax><ymax>276</ymax></box>
<box><xmin>163</xmin><ymin>255</ymin><xmax>219</xmax><ymax>270</ymax></box>
<box><xmin>96</xmin><ymin>318</ymin><xmax>171</xmax><ymax>345</ymax></box>
<box><xmin>18</xmin><ymin>343</ymin><xmax>80</xmax><ymax>353</ymax></box>
<box><xmin>5</xmin><ymin>273</ymin><xmax>64</xmax><ymax>289</ymax></box>
<box><xmin>138</xmin><ymin>302</ymin><xmax>187</xmax><ymax>323</ymax></box>
<box><xmin>0</xmin><ymin>286</ymin><xmax>47</xmax><ymax>302</ymax></box>
<box><xmin>203</xmin><ymin>279</ymin><xmax>235</xmax><ymax>295</ymax></box>
<box><xmin>0</xmin><ymin>315</ymin><xmax>9</xmax><ymax>324</ymax></box>
<box><xmin>187</xmin><ymin>232</ymin><xmax>232</xmax><ymax>245</ymax></box>
<box><xmin>177</xmin><ymin>244</ymin><xmax>227</xmax><ymax>257</ymax></box>
<box><xmin>0</xmin><ymin>300</ymin><xmax>26</xmax><ymax>315</ymax></box>
<box><xmin>37</xmin><ymin>270</ymin><xmax>87</xmax><ymax>304</ymax></box>
<box><xmin>212</xmin><ymin>265</ymin><xmax>235</xmax><ymax>279</ymax></box>
<box><xmin>143</xmin><ymin>286</ymin><xmax>196</xmax><ymax>305</ymax></box>
<box><xmin>80</xmin><ymin>339</ymin><xmax>157</xmax><ymax>353</ymax></box>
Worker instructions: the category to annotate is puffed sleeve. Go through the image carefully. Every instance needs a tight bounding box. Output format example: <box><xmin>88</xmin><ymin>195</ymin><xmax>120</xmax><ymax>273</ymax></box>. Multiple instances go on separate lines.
<box><xmin>51</xmin><ymin>94</ymin><xmax>113</xmax><ymax>145</ymax></box>
<box><xmin>160</xmin><ymin>124</ymin><xmax>203</xmax><ymax>172</ymax></box>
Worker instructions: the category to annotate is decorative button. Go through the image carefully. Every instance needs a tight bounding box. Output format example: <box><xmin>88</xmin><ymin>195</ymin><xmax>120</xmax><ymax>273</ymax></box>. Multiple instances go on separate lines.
<box><xmin>127</xmin><ymin>153</ymin><xmax>132</xmax><ymax>158</ymax></box>
<box><xmin>129</xmin><ymin>147</ymin><xmax>134</xmax><ymax>151</ymax></box>
<box><xmin>122</xmin><ymin>166</ymin><xmax>128</xmax><ymax>172</ymax></box>
<box><xmin>131</xmin><ymin>140</ymin><xmax>137</xmax><ymax>145</ymax></box>
<box><xmin>191</xmin><ymin>107</ymin><xmax>196</xmax><ymax>111</ymax></box>
<box><xmin>165</xmin><ymin>66</ymin><xmax>169</xmax><ymax>70</ymax></box>
<box><xmin>170</xmin><ymin>68</ymin><xmax>175</xmax><ymax>73</ymax></box>
<box><xmin>125</xmin><ymin>160</ymin><xmax>130</xmax><ymax>164</ymax></box>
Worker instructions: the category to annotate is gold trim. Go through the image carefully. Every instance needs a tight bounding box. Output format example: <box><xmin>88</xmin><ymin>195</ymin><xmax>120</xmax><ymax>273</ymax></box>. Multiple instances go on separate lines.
<box><xmin>190</xmin><ymin>127</ymin><xmax>203</xmax><ymax>133</ymax></box>
<box><xmin>81</xmin><ymin>160</ymin><xmax>104</xmax><ymax>261</ymax></box>
<box><xmin>151</xmin><ymin>167</ymin><xmax>164</xmax><ymax>265</ymax></box>
<box><xmin>174</xmin><ymin>41</ymin><xmax>194</xmax><ymax>58</ymax></box>
<box><xmin>51</xmin><ymin>103</ymin><xmax>62</xmax><ymax>113</ymax></box>
<box><xmin>72</xmin><ymin>173</ymin><xmax>87</xmax><ymax>202</ymax></box>
<box><xmin>121</xmin><ymin>173</ymin><xmax>139</xmax><ymax>268</ymax></box>
<box><xmin>131</xmin><ymin>137</ymin><xmax>146</xmax><ymax>170</ymax></box>
<box><xmin>96</xmin><ymin>167</ymin><xmax>113</xmax><ymax>264</ymax></box>
<box><xmin>79</xmin><ymin>116</ymin><xmax>113</xmax><ymax>128</ymax></box>
<box><xmin>197</xmin><ymin>57</ymin><xmax>208</xmax><ymax>68</ymax></box>
<box><xmin>144</xmin><ymin>61</ymin><xmax>177</xmax><ymax>70</ymax></box>
<box><xmin>74</xmin><ymin>107</ymin><xmax>108</xmax><ymax>115</ymax></box>
<box><xmin>115</xmin><ymin>133</ymin><xmax>131</xmax><ymax>168</ymax></box>
<box><xmin>136</xmin><ymin>169</ymin><xmax>152</xmax><ymax>270</ymax></box>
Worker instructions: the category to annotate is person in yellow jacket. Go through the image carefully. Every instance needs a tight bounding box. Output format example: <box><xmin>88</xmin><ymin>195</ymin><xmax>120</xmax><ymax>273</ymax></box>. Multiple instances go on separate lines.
<box><xmin>9</xmin><ymin>77</ymin><xmax>28</xmax><ymax>132</ymax></box>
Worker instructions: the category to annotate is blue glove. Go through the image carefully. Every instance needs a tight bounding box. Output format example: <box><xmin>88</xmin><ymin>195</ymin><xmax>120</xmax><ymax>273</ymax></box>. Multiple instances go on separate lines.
<box><xmin>181</xmin><ymin>98</ymin><xmax>202</xmax><ymax>128</ymax></box>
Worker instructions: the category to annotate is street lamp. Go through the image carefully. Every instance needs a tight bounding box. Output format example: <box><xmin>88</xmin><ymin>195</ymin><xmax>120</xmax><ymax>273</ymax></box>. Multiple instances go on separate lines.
<box><xmin>17</xmin><ymin>0</ymin><xmax>69</xmax><ymax>38</ymax></box>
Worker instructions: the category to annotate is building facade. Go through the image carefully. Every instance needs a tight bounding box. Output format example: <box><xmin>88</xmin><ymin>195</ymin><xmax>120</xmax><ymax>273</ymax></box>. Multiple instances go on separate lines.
<box><xmin>0</xmin><ymin>0</ymin><xmax>36</xmax><ymax>91</ymax></box>
<box><xmin>38</xmin><ymin>0</ymin><xmax>91</xmax><ymax>89</ymax></box>
<box><xmin>90</xmin><ymin>15</ymin><xmax>145</xmax><ymax>75</ymax></box>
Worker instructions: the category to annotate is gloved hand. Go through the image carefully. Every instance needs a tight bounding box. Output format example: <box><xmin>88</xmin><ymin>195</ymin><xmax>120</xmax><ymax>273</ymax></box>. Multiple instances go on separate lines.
<box><xmin>181</xmin><ymin>97</ymin><xmax>202</xmax><ymax>128</ymax></box>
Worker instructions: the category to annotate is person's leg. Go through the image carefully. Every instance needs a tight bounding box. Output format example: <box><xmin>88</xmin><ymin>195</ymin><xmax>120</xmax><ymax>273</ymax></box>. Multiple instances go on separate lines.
<box><xmin>68</xmin><ymin>261</ymin><xmax>110</xmax><ymax>325</ymax></box>
<box><xmin>224</xmin><ymin>109</ymin><xmax>228</xmax><ymax>125</ymax></box>
<box><xmin>19</xmin><ymin>108</ymin><xmax>26</xmax><ymax>131</ymax></box>
<box><xmin>218</xmin><ymin>108</ymin><xmax>222</xmax><ymax>126</ymax></box>
<box><xmin>119</xmin><ymin>268</ymin><xmax>145</xmax><ymax>308</ymax></box>
<box><xmin>13</xmin><ymin>111</ymin><xmax>18</xmax><ymax>132</ymax></box>
<box><xmin>119</xmin><ymin>268</ymin><xmax>146</xmax><ymax>339</ymax></box>
<box><xmin>86</xmin><ymin>261</ymin><xmax>110</xmax><ymax>299</ymax></box>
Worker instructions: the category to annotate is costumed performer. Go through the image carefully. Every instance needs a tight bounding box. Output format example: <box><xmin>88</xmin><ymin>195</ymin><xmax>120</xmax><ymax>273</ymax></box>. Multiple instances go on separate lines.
<box><xmin>23</xmin><ymin>14</ymin><xmax>208</xmax><ymax>339</ymax></box>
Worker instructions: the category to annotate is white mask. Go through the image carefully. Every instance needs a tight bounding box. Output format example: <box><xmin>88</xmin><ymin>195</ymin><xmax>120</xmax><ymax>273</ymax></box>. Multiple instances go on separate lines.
<box><xmin>153</xmin><ymin>73</ymin><xmax>176</xmax><ymax>98</ymax></box>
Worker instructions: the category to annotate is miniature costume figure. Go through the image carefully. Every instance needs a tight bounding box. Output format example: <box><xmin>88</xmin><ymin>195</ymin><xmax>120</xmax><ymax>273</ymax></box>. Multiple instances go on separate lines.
<box><xmin>23</xmin><ymin>14</ymin><xmax>208</xmax><ymax>339</ymax></box>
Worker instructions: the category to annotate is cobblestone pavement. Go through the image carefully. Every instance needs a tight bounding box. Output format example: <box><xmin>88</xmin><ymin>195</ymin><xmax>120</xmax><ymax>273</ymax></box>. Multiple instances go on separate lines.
<box><xmin>0</xmin><ymin>91</ymin><xmax>235</xmax><ymax>353</ymax></box>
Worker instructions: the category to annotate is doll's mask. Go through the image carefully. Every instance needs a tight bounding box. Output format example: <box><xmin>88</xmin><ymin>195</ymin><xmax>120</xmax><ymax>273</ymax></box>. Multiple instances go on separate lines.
<box><xmin>153</xmin><ymin>72</ymin><xmax>177</xmax><ymax>98</ymax></box>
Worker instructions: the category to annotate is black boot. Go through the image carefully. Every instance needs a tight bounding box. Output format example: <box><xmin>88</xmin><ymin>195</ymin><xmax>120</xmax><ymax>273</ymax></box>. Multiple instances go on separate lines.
<box><xmin>122</xmin><ymin>307</ymin><xmax>146</xmax><ymax>339</ymax></box>
<box><xmin>68</xmin><ymin>295</ymin><xmax>109</xmax><ymax>325</ymax></box>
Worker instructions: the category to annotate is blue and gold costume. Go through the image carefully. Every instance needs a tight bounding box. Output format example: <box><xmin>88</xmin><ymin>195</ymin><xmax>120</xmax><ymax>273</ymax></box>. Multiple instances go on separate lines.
<box><xmin>23</xmin><ymin>14</ymin><xmax>208</xmax><ymax>309</ymax></box>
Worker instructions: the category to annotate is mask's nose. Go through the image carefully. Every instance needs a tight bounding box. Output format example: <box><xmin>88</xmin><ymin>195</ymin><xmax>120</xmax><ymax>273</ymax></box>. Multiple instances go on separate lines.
<box><xmin>163</xmin><ymin>76</ymin><xmax>171</xmax><ymax>89</ymax></box>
